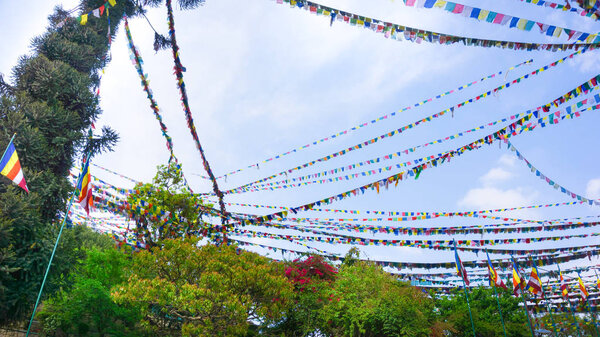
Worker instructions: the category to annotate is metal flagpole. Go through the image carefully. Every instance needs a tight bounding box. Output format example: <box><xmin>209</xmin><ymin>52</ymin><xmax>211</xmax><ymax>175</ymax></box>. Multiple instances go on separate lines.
<box><xmin>486</xmin><ymin>249</ymin><xmax>507</xmax><ymax>337</ymax></box>
<box><xmin>578</xmin><ymin>270</ymin><xmax>600</xmax><ymax>337</ymax></box>
<box><xmin>531</xmin><ymin>257</ymin><xmax>557</xmax><ymax>337</ymax></box>
<box><xmin>0</xmin><ymin>134</ymin><xmax>17</xmax><ymax>162</ymax></box>
<box><xmin>26</xmin><ymin>152</ymin><xmax>91</xmax><ymax>337</ymax></box>
<box><xmin>558</xmin><ymin>265</ymin><xmax>582</xmax><ymax>337</ymax></box>
<box><xmin>512</xmin><ymin>256</ymin><xmax>535</xmax><ymax>337</ymax></box>
<box><xmin>454</xmin><ymin>241</ymin><xmax>476</xmax><ymax>337</ymax></box>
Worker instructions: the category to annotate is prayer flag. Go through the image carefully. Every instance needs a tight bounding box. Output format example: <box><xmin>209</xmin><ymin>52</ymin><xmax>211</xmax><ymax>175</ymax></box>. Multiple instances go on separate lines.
<box><xmin>487</xmin><ymin>252</ymin><xmax>507</xmax><ymax>289</ymax></box>
<box><xmin>578</xmin><ymin>277</ymin><xmax>588</xmax><ymax>300</ymax></box>
<box><xmin>560</xmin><ymin>272</ymin><xmax>569</xmax><ymax>298</ymax></box>
<box><xmin>80</xmin><ymin>14</ymin><xmax>88</xmax><ymax>25</ymax></box>
<box><xmin>77</xmin><ymin>159</ymin><xmax>93</xmax><ymax>215</ymax></box>
<box><xmin>512</xmin><ymin>258</ymin><xmax>522</xmax><ymax>297</ymax></box>
<box><xmin>454</xmin><ymin>243</ymin><xmax>469</xmax><ymax>286</ymax></box>
<box><xmin>526</xmin><ymin>266</ymin><xmax>543</xmax><ymax>296</ymax></box>
<box><xmin>0</xmin><ymin>138</ymin><xmax>29</xmax><ymax>193</ymax></box>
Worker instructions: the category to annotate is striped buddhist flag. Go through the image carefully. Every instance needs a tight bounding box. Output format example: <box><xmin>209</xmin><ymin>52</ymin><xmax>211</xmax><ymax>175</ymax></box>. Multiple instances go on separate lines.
<box><xmin>512</xmin><ymin>258</ymin><xmax>522</xmax><ymax>297</ymax></box>
<box><xmin>0</xmin><ymin>137</ymin><xmax>29</xmax><ymax>193</ymax></box>
<box><xmin>486</xmin><ymin>252</ymin><xmax>507</xmax><ymax>289</ymax></box>
<box><xmin>578</xmin><ymin>277</ymin><xmax>588</xmax><ymax>300</ymax></box>
<box><xmin>454</xmin><ymin>243</ymin><xmax>469</xmax><ymax>286</ymax></box>
<box><xmin>560</xmin><ymin>272</ymin><xmax>569</xmax><ymax>298</ymax></box>
<box><xmin>527</xmin><ymin>266</ymin><xmax>543</xmax><ymax>297</ymax></box>
<box><xmin>77</xmin><ymin>159</ymin><xmax>93</xmax><ymax>215</ymax></box>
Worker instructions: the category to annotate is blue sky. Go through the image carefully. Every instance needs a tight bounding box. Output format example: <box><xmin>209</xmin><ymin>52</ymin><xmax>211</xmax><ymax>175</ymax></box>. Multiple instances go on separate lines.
<box><xmin>2</xmin><ymin>0</ymin><xmax>600</xmax><ymax>287</ymax></box>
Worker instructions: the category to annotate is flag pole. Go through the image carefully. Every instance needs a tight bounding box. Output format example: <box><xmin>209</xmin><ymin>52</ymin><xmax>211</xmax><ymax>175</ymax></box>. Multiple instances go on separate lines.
<box><xmin>0</xmin><ymin>133</ymin><xmax>17</xmax><ymax>161</ymax></box>
<box><xmin>486</xmin><ymin>249</ymin><xmax>507</xmax><ymax>337</ymax></box>
<box><xmin>454</xmin><ymin>241</ymin><xmax>476</xmax><ymax>337</ymax></box>
<box><xmin>578</xmin><ymin>270</ymin><xmax>600</xmax><ymax>337</ymax></box>
<box><xmin>26</xmin><ymin>152</ymin><xmax>91</xmax><ymax>337</ymax></box>
<box><xmin>513</xmin><ymin>256</ymin><xmax>535</xmax><ymax>337</ymax></box>
<box><xmin>558</xmin><ymin>265</ymin><xmax>582</xmax><ymax>337</ymax></box>
<box><xmin>532</xmin><ymin>257</ymin><xmax>557</xmax><ymax>337</ymax></box>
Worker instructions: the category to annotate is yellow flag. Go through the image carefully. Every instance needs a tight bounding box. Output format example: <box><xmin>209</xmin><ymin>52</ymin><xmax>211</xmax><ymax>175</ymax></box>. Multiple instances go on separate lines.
<box><xmin>108</xmin><ymin>0</ymin><xmax>117</xmax><ymax>6</ymax></box>
<box><xmin>80</xmin><ymin>14</ymin><xmax>88</xmax><ymax>25</ymax></box>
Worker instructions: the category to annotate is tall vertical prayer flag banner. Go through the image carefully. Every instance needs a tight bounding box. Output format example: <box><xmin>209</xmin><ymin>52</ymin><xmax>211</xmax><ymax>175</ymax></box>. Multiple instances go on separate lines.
<box><xmin>454</xmin><ymin>241</ymin><xmax>476</xmax><ymax>337</ymax></box>
<box><xmin>560</xmin><ymin>271</ymin><xmax>569</xmax><ymax>297</ymax></box>
<box><xmin>0</xmin><ymin>135</ymin><xmax>29</xmax><ymax>193</ymax></box>
<box><xmin>454</xmin><ymin>243</ymin><xmax>469</xmax><ymax>286</ymax></box>
<box><xmin>526</xmin><ymin>266</ymin><xmax>543</xmax><ymax>296</ymax></box>
<box><xmin>487</xmin><ymin>252</ymin><xmax>507</xmax><ymax>289</ymax></box>
<box><xmin>77</xmin><ymin>159</ymin><xmax>93</xmax><ymax>215</ymax></box>
<box><xmin>512</xmin><ymin>256</ymin><xmax>535</xmax><ymax>337</ymax></box>
<box><xmin>512</xmin><ymin>259</ymin><xmax>522</xmax><ymax>297</ymax></box>
<box><xmin>486</xmin><ymin>250</ymin><xmax>508</xmax><ymax>337</ymax></box>
<box><xmin>578</xmin><ymin>276</ymin><xmax>589</xmax><ymax>299</ymax></box>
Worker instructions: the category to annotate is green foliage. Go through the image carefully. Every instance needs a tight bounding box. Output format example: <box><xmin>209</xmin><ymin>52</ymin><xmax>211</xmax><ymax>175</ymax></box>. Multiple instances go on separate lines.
<box><xmin>435</xmin><ymin>286</ymin><xmax>531</xmax><ymax>337</ymax></box>
<box><xmin>0</xmin><ymin>0</ymin><xmax>138</xmax><ymax>325</ymax></box>
<box><xmin>126</xmin><ymin>162</ymin><xmax>213</xmax><ymax>249</ymax></box>
<box><xmin>38</xmin><ymin>246</ymin><xmax>143</xmax><ymax>336</ymax></box>
<box><xmin>112</xmin><ymin>238</ymin><xmax>294</xmax><ymax>336</ymax></box>
<box><xmin>319</xmin><ymin>261</ymin><xmax>435</xmax><ymax>337</ymax></box>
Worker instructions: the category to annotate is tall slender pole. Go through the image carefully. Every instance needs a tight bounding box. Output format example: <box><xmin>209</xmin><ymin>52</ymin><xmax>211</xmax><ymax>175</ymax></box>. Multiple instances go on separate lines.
<box><xmin>531</xmin><ymin>257</ymin><xmax>557</xmax><ymax>337</ymax></box>
<box><xmin>578</xmin><ymin>270</ymin><xmax>600</xmax><ymax>337</ymax></box>
<box><xmin>26</xmin><ymin>152</ymin><xmax>90</xmax><ymax>337</ymax></box>
<box><xmin>1</xmin><ymin>133</ymin><xmax>17</xmax><ymax>161</ymax></box>
<box><xmin>519</xmin><ymin>280</ymin><xmax>536</xmax><ymax>337</ymax></box>
<box><xmin>558</xmin><ymin>265</ymin><xmax>582</xmax><ymax>337</ymax></box>
<box><xmin>486</xmin><ymin>250</ymin><xmax>507</xmax><ymax>337</ymax></box>
<box><xmin>461</xmin><ymin>270</ymin><xmax>476</xmax><ymax>337</ymax></box>
<box><xmin>454</xmin><ymin>241</ymin><xmax>476</xmax><ymax>337</ymax></box>
<box><xmin>513</xmin><ymin>256</ymin><xmax>535</xmax><ymax>337</ymax></box>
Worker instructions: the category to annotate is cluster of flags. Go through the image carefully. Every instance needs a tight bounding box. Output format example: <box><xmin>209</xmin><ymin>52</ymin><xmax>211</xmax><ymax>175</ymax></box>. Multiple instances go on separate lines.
<box><xmin>454</xmin><ymin>245</ymin><xmax>597</xmax><ymax>301</ymax></box>
<box><xmin>1</xmin><ymin>136</ymin><xmax>93</xmax><ymax>215</ymax></box>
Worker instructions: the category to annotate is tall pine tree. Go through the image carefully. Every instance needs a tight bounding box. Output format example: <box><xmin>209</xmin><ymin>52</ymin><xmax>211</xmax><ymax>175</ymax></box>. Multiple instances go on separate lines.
<box><xmin>0</xmin><ymin>0</ymin><xmax>137</xmax><ymax>325</ymax></box>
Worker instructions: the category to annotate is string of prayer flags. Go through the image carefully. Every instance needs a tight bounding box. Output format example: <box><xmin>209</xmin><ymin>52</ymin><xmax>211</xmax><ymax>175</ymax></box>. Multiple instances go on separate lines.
<box><xmin>222</xmin><ymin>200</ymin><xmax>588</xmax><ymax>217</ymax></box>
<box><xmin>202</xmin><ymin>58</ymin><xmax>533</xmax><ymax>181</ymax></box>
<box><xmin>0</xmin><ymin>136</ymin><xmax>29</xmax><ymax>193</ymax></box>
<box><xmin>272</xmin><ymin>0</ymin><xmax>600</xmax><ymax>50</ymax></box>
<box><xmin>233</xmin><ymin>93</ymin><xmax>600</xmax><ymax>193</ymax></box>
<box><xmin>229</xmin><ymin>102</ymin><xmax>600</xmax><ymax>194</ymax></box>
<box><xmin>507</xmin><ymin>141</ymin><xmax>600</xmax><ymax>206</ymax></box>
<box><xmin>240</xmin><ymin>77</ymin><xmax>600</xmax><ymax>227</ymax></box>
<box><xmin>123</xmin><ymin>17</ymin><xmax>193</xmax><ymax>193</ymax></box>
<box><xmin>60</xmin><ymin>1</ymin><xmax>115</xmax><ymax>27</ymax></box>
<box><xmin>515</xmin><ymin>0</ymin><xmax>599</xmax><ymax>21</ymax></box>
<box><xmin>232</xmin><ymin>235</ymin><xmax>600</xmax><ymax>271</ymax></box>
<box><xmin>223</xmin><ymin>49</ymin><xmax>592</xmax><ymax>195</ymax></box>
<box><xmin>403</xmin><ymin>0</ymin><xmax>596</xmax><ymax>40</ymax></box>
<box><xmin>165</xmin><ymin>0</ymin><xmax>228</xmax><ymax>227</ymax></box>
<box><xmin>269</xmin><ymin>218</ymin><xmax>600</xmax><ymax>237</ymax></box>
<box><xmin>233</xmin><ymin>225</ymin><xmax>600</xmax><ymax>250</ymax></box>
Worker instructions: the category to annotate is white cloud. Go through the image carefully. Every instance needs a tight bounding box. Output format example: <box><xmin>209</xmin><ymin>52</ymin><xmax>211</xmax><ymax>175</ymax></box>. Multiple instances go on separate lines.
<box><xmin>458</xmin><ymin>187</ymin><xmax>538</xmax><ymax>210</ymax></box>
<box><xmin>585</xmin><ymin>178</ymin><xmax>600</xmax><ymax>200</ymax></box>
<box><xmin>497</xmin><ymin>154</ymin><xmax>516</xmax><ymax>168</ymax></box>
<box><xmin>480</xmin><ymin>167</ymin><xmax>513</xmax><ymax>186</ymax></box>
